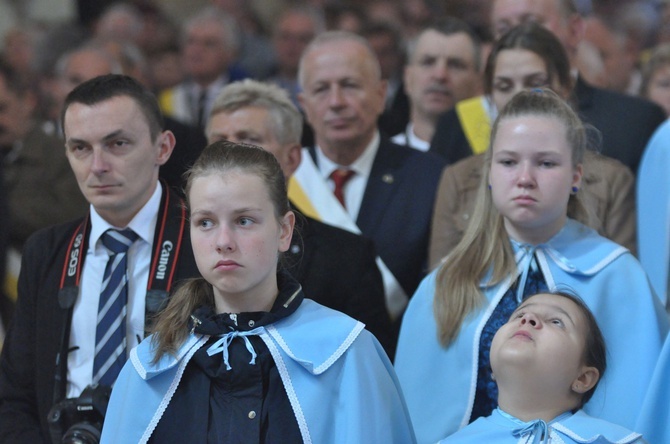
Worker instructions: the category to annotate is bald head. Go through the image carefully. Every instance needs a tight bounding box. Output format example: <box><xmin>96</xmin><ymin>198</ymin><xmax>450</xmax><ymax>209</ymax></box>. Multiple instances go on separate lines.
<box><xmin>297</xmin><ymin>31</ymin><xmax>386</xmax><ymax>164</ymax></box>
<box><xmin>298</xmin><ymin>31</ymin><xmax>381</xmax><ymax>88</ymax></box>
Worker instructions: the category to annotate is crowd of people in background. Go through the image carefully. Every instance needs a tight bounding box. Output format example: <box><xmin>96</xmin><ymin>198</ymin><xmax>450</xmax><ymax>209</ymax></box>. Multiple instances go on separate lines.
<box><xmin>1</xmin><ymin>0</ymin><xmax>670</xmax><ymax>443</ymax></box>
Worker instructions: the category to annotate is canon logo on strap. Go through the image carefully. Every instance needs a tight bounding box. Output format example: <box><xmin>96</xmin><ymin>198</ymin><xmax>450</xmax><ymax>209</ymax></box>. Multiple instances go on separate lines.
<box><xmin>155</xmin><ymin>240</ymin><xmax>174</xmax><ymax>280</ymax></box>
<box><xmin>67</xmin><ymin>234</ymin><xmax>84</xmax><ymax>277</ymax></box>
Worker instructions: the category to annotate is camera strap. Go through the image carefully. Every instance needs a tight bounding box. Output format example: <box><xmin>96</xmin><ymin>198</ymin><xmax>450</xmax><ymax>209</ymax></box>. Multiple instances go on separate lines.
<box><xmin>53</xmin><ymin>184</ymin><xmax>187</xmax><ymax>404</ymax></box>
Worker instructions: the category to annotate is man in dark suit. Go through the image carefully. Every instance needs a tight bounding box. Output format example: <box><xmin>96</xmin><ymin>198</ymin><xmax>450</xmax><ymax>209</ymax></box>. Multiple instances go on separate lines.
<box><xmin>205</xmin><ymin>79</ymin><xmax>395</xmax><ymax>357</ymax></box>
<box><xmin>0</xmin><ymin>75</ymin><xmax>199</xmax><ymax>443</ymax></box>
<box><xmin>296</xmin><ymin>31</ymin><xmax>446</xmax><ymax>319</ymax></box>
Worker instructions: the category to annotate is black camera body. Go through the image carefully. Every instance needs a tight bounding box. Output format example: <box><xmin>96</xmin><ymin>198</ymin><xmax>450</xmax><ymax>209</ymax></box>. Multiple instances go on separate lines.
<box><xmin>47</xmin><ymin>384</ymin><xmax>111</xmax><ymax>444</ymax></box>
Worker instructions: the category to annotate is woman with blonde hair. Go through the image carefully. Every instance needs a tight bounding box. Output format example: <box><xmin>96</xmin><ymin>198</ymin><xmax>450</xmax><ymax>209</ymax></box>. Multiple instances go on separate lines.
<box><xmin>395</xmin><ymin>90</ymin><xmax>667</xmax><ymax>443</ymax></box>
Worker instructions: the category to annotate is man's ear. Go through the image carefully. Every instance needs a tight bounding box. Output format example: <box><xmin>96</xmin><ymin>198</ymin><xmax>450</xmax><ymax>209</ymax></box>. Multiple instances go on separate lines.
<box><xmin>284</xmin><ymin>143</ymin><xmax>302</xmax><ymax>178</ymax></box>
<box><xmin>156</xmin><ymin>130</ymin><xmax>176</xmax><ymax>166</ymax></box>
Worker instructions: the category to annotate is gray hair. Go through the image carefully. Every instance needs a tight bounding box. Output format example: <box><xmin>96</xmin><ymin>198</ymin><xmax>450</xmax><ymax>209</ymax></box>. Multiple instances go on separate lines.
<box><xmin>210</xmin><ymin>79</ymin><xmax>303</xmax><ymax>146</ymax></box>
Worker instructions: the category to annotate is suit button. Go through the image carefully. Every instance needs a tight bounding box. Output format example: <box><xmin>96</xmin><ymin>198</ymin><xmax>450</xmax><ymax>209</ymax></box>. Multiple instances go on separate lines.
<box><xmin>248</xmin><ymin>411</ymin><xmax>256</xmax><ymax>419</ymax></box>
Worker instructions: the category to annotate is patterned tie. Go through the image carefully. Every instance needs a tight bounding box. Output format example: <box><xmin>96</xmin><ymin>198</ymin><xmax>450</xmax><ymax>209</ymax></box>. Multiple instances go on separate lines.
<box><xmin>93</xmin><ymin>228</ymin><xmax>138</xmax><ymax>386</ymax></box>
<box><xmin>330</xmin><ymin>168</ymin><xmax>355</xmax><ymax>208</ymax></box>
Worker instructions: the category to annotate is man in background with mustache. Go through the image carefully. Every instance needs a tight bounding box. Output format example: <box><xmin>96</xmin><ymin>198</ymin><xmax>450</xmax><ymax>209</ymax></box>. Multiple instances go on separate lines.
<box><xmin>392</xmin><ymin>18</ymin><xmax>483</xmax><ymax>151</ymax></box>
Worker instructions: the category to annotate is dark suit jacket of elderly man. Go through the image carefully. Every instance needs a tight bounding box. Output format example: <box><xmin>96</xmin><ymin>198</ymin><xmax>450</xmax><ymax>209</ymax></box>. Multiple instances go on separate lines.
<box><xmin>285</xmin><ymin>210</ymin><xmax>394</xmax><ymax>357</ymax></box>
<box><xmin>307</xmin><ymin>137</ymin><xmax>446</xmax><ymax>300</ymax></box>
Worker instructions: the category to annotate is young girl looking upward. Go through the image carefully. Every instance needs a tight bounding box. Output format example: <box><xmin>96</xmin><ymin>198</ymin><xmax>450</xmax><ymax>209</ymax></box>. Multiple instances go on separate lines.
<box><xmin>100</xmin><ymin>141</ymin><xmax>415</xmax><ymax>444</ymax></box>
<box><xmin>441</xmin><ymin>291</ymin><xmax>645</xmax><ymax>444</ymax></box>
<box><xmin>395</xmin><ymin>90</ymin><xmax>667</xmax><ymax>444</ymax></box>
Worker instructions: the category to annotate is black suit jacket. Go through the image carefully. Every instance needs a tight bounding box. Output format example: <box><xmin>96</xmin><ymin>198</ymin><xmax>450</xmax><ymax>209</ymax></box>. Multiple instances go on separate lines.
<box><xmin>378</xmin><ymin>80</ymin><xmax>410</xmax><ymax>139</ymax></box>
<box><xmin>574</xmin><ymin>77</ymin><xmax>665</xmax><ymax>173</ymax></box>
<box><xmin>430</xmin><ymin>80</ymin><xmax>666</xmax><ymax>173</ymax></box>
<box><xmin>285</xmin><ymin>211</ymin><xmax>395</xmax><ymax>357</ymax></box>
<box><xmin>0</xmin><ymin>186</ymin><xmax>199</xmax><ymax>443</ymax></box>
<box><xmin>309</xmin><ymin>137</ymin><xmax>446</xmax><ymax>298</ymax></box>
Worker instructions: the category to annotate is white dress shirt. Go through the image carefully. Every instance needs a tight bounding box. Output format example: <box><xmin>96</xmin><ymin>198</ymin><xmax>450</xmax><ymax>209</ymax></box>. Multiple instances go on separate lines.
<box><xmin>67</xmin><ymin>184</ymin><xmax>162</xmax><ymax>397</ymax></box>
<box><xmin>315</xmin><ymin>132</ymin><xmax>380</xmax><ymax>222</ymax></box>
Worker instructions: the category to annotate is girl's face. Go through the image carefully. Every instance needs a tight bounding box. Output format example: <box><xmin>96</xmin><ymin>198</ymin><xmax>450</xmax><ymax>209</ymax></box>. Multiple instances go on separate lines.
<box><xmin>490</xmin><ymin>115</ymin><xmax>581</xmax><ymax>244</ymax></box>
<box><xmin>490</xmin><ymin>293</ymin><xmax>597</xmax><ymax>399</ymax></box>
<box><xmin>491</xmin><ymin>48</ymin><xmax>568</xmax><ymax>111</ymax></box>
<box><xmin>189</xmin><ymin>170</ymin><xmax>294</xmax><ymax>313</ymax></box>
<box><xmin>647</xmin><ymin>63</ymin><xmax>670</xmax><ymax>117</ymax></box>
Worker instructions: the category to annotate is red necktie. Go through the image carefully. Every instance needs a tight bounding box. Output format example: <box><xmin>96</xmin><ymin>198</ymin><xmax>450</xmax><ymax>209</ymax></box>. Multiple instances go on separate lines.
<box><xmin>330</xmin><ymin>168</ymin><xmax>355</xmax><ymax>208</ymax></box>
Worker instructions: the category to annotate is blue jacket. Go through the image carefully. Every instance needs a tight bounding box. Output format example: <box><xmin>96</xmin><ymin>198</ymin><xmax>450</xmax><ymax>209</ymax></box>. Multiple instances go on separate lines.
<box><xmin>395</xmin><ymin>220</ymin><xmax>668</xmax><ymax>444</ymax></box>
<box><xmin>101</xmin><ymin>299</ymin><xmax>416</xmax><ymax>444</ymax></box>
<box><xmin>637</xmin><ymin>119</ymin><xmax>670</xmax><ymax>306</ymax></box>
<box><xmin>441</xmin><ymin>408</ymin><xmax>645</xmax><ymax>443</ymax></box>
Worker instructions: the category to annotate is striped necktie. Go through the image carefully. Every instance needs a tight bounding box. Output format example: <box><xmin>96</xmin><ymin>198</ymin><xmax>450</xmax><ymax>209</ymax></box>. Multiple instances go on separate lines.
<box><xmin>93</xmin><ymin>228</ymin><xmax>138</xmax><ymax>386</ymax></box>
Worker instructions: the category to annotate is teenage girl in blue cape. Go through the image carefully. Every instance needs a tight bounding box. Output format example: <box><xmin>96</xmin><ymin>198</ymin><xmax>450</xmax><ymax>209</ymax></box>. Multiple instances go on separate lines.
<box><xmin>100</xmin><ymin>141</ymin><xmax>415</xmax><ymax>444</ymax></box>
<box><xmin>395</xmin><ymin>88</ymin><xmax>667</xmax><ymax>444</ymax></box>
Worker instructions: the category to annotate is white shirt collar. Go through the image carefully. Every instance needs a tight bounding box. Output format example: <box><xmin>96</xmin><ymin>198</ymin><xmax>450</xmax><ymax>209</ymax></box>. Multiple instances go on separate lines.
<box><xmin>405</xmin><ymin>123</ymin><xmax>430</xmax><ymax>151</ymax></box>
<box><xmin>89</xmin><ymin>182</ymin><xmax>162</xmax><ymax>249</ymax></box>
<box><xmin>315</xmin><ymin>131</ymin><xmax>380</xmax><ymax>180</ymax></box>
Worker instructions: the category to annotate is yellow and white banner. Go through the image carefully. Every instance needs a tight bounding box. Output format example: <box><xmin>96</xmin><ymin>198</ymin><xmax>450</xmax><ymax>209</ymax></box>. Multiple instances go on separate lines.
<box><xmin>288</xmin><ymin>149</ymin><xmax>408</xmax><ymax>319</ymax></box>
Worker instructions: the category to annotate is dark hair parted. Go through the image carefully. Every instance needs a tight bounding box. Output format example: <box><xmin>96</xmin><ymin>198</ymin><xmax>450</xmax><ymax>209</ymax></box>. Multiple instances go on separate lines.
<box><xmin>484</xmin><ymin>22</ymin><xmax>572</xmax><ymax>97</ymax></box>
<box><xmin>60</xmin><ymin>74</ymin><xmax>164</xmax><ymax>140</ymax></box>
<box><xmin>421</xmin><ymin>17</ymin><xmax>482</xmax><ymax>71</ymax></box>
<box><xmin>434</xmin><ymin>89</ymin><xmax>589</xmax><ymax>346</ymax></box>
<box><xmin>151</xmin><ymin>141</ymin><xmax>291</xmax><ymax>362</ymax></box>
<box><xmin>523</xmin><ymin>290</ymin><xmax>607</xmax><ymax>407</ymax></box>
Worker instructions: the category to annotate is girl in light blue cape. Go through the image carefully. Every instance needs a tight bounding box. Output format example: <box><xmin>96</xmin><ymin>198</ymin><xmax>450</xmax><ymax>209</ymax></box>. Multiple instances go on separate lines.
<box><xmin>100</xmin><ymin>142</ymin><xmax>415</xmax><ymax>444</ymax></box>
<box><xmin>396</xmin><ymin>89</ymin><xmax>667</xmax><ymax>444</ymax></box>
<box><xmin>441</xmin><ymin>291</ymin><xmax>645</xmax><ymax>444</ymax></box>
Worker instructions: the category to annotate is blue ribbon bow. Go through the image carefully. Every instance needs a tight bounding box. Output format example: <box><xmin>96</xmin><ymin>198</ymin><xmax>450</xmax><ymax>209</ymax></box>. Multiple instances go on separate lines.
<box><xmin>512</xmin><ymin>419</ymin><xmax>550</xmax><ymax>444</ymax></box>
<box><xmin>513</xmin><ymin>243</ymin><xmax>539</xmax><ymax>303</ymax></box>
<box><xmin>206</xmin><ymin>327</ymin><xmax>265</xmax><ymax>371</ymax></box>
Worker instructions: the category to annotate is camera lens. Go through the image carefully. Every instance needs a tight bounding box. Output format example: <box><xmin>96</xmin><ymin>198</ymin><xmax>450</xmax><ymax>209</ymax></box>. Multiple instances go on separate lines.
<box><xmin>62</xmin><ymin>422</ymin><xmax>102</xmax><ymax>444</ymax></box>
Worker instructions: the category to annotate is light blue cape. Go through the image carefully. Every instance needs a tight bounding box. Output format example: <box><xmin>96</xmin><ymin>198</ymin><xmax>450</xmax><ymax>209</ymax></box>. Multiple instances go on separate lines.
<box><xmin>101</xmin><ymin>299</ymin><xmax>416</xmax><ymax>444</ymax></box>
<box><xmin>396</xmin><ymin>220</ymin><xmax>667</xmax><ymax>444</ymax></box>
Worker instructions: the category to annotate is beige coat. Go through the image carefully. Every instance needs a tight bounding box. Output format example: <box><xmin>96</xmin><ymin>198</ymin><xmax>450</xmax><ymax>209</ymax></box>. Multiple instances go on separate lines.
<box><xmin>428</xmin><ymin>150</ymin><xmax>636</xmax><ymax>269</ymax></box>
